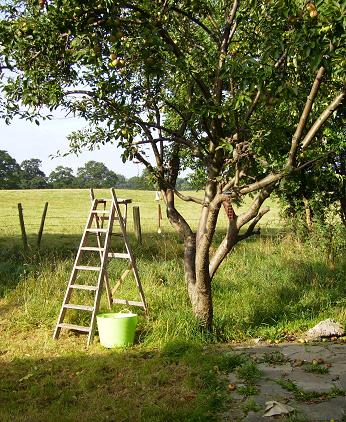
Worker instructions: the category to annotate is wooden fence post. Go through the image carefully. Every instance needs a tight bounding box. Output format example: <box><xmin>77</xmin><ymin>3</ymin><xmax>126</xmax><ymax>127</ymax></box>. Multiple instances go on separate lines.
<box><xmin>133</xmin><ymin>206</ymin><xmax>142</xmax><ymax>244</ymax></box>
<box><xmin>37</xmin><ymin>202</ymin><xmax>49</xmax><ymax>248</ymax></box>
<box><xmin>18</xmin><ymin>203</ymin><xmax>28</xmax><ymax>251</ymax></box>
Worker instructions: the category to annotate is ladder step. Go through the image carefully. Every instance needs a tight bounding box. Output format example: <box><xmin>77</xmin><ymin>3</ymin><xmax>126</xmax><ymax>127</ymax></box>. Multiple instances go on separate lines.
<box><xmin>108</xmin><ymin>252</ymin><xmax>130</xmax><ymax>259</ymax></box>
<box><xmin>70</xmin><ymin>284</ymin><xmax>98</xmax><ymax>291</ymax></box>
<box><xmin>64</xmin><ymin>304</ymin><xmax>94</xmax><ymax>311</ymax></box>
<box><xmin>75</xmin><ymin>265</ymin><xmax>101</xmax><ymax>271</ymax></box>
<box><xmin>97</xmin><ymin>198</ymin><xmax>112</xmax><ymax>204</ymax></box>
<box><xmin>91</xmin><ymin>210</ymin><xmax>110</xmax><ymax>214</ymax></box>
<box><xmin>113</xmin><ymin>298</ymin><xmax>145</xmax><ymax>307</ymax></box>
<box><xmin>86</xmin><ymin>228</ymin><xmax>108</xmax><ymax>233</ymax></box>
<box><xmin>58</xmin><ymin>323</ymin><xmax>90</xmax><ymax>333</ymax></box>
<box><xmin>80</xmin><ymin>247</ymin><xmax>105</xmax><ymax>251</ymax></box>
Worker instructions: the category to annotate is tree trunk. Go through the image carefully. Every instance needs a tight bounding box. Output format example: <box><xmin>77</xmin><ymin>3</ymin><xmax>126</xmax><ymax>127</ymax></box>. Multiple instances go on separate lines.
<box><xmin>303</xmin><ymin>195</ymin><xmax>314</xmax><ymax>230</ymax></box>
<box><xmin>340</xmin><ymin>197</ymin><xmax>346</xmax><ymax>227</ymax></box>
<box><xmin>164</xmin><ymin>188</ymin><xmax>213</xmax><ymax>326</ymax></box>
<box><xmin>182</xmin><ymin>233</ymin><xmax>214</xmax><ymax>328</ymax></box>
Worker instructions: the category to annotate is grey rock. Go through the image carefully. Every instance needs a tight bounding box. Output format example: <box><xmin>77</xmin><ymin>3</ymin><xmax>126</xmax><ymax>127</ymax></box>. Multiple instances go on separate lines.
<box><xmin>306</xmin><ymin>319</ymin><xmax>345</xmax><ymax>340</ymax></box>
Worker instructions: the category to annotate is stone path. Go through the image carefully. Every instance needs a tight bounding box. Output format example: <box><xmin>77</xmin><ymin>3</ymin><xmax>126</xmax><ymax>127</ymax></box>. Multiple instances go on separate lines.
<box><xmin>221</xmin><ymin>342</ymin><xmax>346</xmax><ymax>421</ymax></box>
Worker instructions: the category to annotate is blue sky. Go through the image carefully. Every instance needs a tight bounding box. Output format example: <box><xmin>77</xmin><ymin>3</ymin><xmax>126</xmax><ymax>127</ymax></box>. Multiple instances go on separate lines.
<box><xmin>0</xmin><ymin>116</ymin><xmax>144</xmax><ymax>178</ymax></box>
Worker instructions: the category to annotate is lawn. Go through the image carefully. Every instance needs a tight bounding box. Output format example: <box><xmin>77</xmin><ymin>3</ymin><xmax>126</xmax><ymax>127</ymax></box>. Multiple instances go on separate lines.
<box><xmin>0</xmin><ymin>188</ymin><xmax>345</xmax><ymax>421</ymax></box>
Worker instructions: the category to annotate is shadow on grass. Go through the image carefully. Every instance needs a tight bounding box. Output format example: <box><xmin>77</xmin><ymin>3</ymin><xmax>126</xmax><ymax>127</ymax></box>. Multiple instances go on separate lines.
<box><xmin>0</xmin><ymin>341</ymin><xmax>224</xmax><ymax>422</ymax></box>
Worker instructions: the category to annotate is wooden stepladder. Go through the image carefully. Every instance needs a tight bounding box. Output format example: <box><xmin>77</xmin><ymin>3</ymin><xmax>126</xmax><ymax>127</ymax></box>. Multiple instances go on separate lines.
<box><xmin>53</xmin><ymin>188</ymin><xmax>147</xmax><ymax>346</ymax></box>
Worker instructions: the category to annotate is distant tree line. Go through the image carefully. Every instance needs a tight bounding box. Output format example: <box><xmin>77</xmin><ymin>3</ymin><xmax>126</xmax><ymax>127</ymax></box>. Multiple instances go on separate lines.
<box><xmin>0</xmin><ymin>150</ymin><xmax>193</xmax><ymax>190</ymax></box>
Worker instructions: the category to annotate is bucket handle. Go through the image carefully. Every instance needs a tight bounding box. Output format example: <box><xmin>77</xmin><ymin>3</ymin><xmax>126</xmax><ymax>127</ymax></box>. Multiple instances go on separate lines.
<box><xmin>119</xmin><ymin>308</ymin><xmax>132</xmax><ymax>314</ymax></box>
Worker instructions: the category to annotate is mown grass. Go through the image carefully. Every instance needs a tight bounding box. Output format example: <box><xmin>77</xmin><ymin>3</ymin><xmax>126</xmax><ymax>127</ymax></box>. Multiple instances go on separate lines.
<box><xmin>0</xmin><ymin>341</ymin><xmax>232</xmax><ymax>422</ymax></box>
<box><xmin>0</xmin><ymin>188</ymin><xmax>345</xmax><ymax>421</ymax></box>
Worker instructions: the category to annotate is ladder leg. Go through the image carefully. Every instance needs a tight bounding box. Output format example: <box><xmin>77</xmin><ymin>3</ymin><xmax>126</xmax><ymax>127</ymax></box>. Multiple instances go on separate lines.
<box><xmin>131</xmin><ymin>260</ymin><xmax>147</xmax><ymax>311</ymax></box>
<box><xmin>110</xmin><ymin>188</ymin><xmax>147</xmax><ymax>311</ymax></box>
<box><xmin>53</xmin><ymin>199</ymin><xmax>99</xmax><ymax>340</ymax></box>
<box><xmin>87</xmin><ymin>201</ymin><xmax>116</xmax><ymax>345</ymax></box>
<box><xmin>104</xmin><ymin>272</ymin><xmax>113</xmax><ymax>310</ymax></box>
<box><xmin>94</xmin><ymin>204</ymin><xmax>113</xmax><ymax>310</ymax></box>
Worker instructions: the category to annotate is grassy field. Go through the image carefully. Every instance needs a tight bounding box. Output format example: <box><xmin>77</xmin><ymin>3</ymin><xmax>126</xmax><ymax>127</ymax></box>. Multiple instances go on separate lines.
<box><xmin>0</xmin><ymin>188</ymin><xmax>345</xmax><ymax>421</ymax></box>
<box><xmin>0</xmin><ymin>188</ymin><xmax>283</xmax><ymax>247</ymax></box>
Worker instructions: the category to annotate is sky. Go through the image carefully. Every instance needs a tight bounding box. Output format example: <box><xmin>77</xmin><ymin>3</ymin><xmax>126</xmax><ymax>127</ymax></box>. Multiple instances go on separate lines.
<box><xmin>0</xmin><ymin>115</ymin><xmax>145</xmax><ymax>178</ymax></box>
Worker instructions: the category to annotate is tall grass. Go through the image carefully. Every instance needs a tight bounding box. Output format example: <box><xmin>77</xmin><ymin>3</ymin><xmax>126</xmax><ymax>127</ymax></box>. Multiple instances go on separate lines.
<box><xmin>0</xmin><ymin>189</ymin><xmax>345</xmax><ymax>348</ymax></box>
<box><xmin>1</xmin><ymin>229</ymin><xmax>345</xmax><ymax>349</ymax></box>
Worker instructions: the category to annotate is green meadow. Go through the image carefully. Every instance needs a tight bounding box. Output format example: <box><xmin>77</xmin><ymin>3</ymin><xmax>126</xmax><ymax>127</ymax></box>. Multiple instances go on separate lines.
<box><xmin>0</xmin><ymin>189</ymin><xmax>345</xmax><ymax>421</ymax></box>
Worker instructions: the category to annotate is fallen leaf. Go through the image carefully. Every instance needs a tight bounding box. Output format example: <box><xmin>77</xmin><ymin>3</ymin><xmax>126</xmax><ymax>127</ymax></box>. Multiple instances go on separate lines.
<box><xmin>19</xmin><ymin>373</ymin><xmax>33</xmax><ymax>382</ymax></box>
<box><xmin>264</xmin><ymin>400</ymin><xmax>294</xmax><ymax>417</ymax></box>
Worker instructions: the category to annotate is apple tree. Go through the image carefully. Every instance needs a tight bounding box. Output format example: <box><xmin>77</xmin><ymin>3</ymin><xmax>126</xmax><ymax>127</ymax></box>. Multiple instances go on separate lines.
<box><xmin>0</xmin><ymin>0</ymin><xmax>345</xmax><ymax>327</ymax></box>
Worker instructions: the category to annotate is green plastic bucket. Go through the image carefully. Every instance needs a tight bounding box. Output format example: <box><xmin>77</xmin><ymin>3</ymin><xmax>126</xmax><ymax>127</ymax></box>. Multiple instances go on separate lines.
<box><xmin>96</xmin><ymin>312</ymin><xmax>138</xmax><ymax>348</ymax></box>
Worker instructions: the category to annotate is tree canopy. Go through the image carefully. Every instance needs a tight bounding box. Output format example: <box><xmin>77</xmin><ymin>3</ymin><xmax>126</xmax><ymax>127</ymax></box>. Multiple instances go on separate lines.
<box><xmin>20</xmin><ymin>158</ymin><xmax>48</xmax><ymax>188</ymax></box>
<box><xmin>0</xmin><ymin>0</ymin><xmax>345</xmax><ymax>326</ymax></box>
<box><xmin>0</xmin><ymin>149</ymin><xmax>21</xmax><ymax>188</ymax></box>
<box><xmin>0</xmin><ymin>150</ymin><xmax>166</xmax><ymax>189</ymax></box>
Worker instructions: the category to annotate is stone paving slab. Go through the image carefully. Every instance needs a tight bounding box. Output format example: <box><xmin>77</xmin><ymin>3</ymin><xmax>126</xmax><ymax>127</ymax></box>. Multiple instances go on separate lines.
<box><xmin>221</xmin><ymin>342</ymin><xmax>346</xmax><ymax>422</ymax></box>
<box><xmin>294</xmin><ymin>396</ymin><xmax>346</xmax><ymax>421</ymax></box>
<box><xmin>283</xmin><ymin>368</ymin><xmax>343</xmax><ymax>392</ymax></box>
<box><xmin>257</xmin><ymin>363</ymin><xmax>293</xmax><ymax>379</ymax></box>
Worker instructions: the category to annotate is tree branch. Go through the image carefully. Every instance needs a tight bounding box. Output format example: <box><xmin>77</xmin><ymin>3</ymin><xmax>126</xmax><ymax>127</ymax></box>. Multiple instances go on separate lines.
<box><xmin>244</xmin><ymin>89</ymin><xmax>261</xmax><ymax>121</ymax></box>
<box><xmin>209</xmin><ymin>218</ymin><xmax>238</xmax><ymax>278</ymax></box>
<box><xmin>237</xmin><ymin>206</ymin><xmax>270</xmax><ymax>241</ymax></box>
<box><xmin>165</xmin><ymin>189</ymin><xmax>194</xmax><ymax>240</ymax></box>
<box><xmin>135</xmin><ymin>120</ymin><xmax>162</xmax><ymax>168</ymax></box>
<box><xmin>287</xmin><ymin>66</ymin><xmax>325</xmax><ymax>168</ymax></box>
<box><xmin>156</xmin><ymin>25</ymin><xmax>212</xmax><ymax>101</ymax></box>
<box><xmin>301</xmin><ymin>90</ymin><xmax>345</xmax><ymax>151</ymax></box>
<box><xmin>174</xmin><ymin>190</ymin><xmax>205</xmax><ymax>206</ymax></box>
<box><xmin>237</xmin><ymin>173</ymin><xmax>283</xmax><ymax>197</ymax></box>
<box><xmin>237</xmin><ymin>184</ymin><xmax>275</xmax><ymax>228</ymax></box>
<box><xmin>171</xmin><ymin>6</ymin><xmax>219</xmax><ymax>42</ymax></box>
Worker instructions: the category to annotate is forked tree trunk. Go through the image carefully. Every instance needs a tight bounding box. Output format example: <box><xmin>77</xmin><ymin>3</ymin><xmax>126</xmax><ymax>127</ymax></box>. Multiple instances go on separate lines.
<box><xmin>165</xmin><ymin>182</ymin><xmax>272</xmax><ymax>329</ymax></box>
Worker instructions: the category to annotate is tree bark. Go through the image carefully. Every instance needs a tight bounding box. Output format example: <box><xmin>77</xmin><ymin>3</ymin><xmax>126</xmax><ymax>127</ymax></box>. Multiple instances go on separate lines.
<box><xmin>302</xmin><ymin>195</ymin><xmax>313</xmax><ymax>230</ymax></box>
<box><xmin>340</xmin><ymin>197</ymin><xmax>346</xmax><ymax>227</ymax></box>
